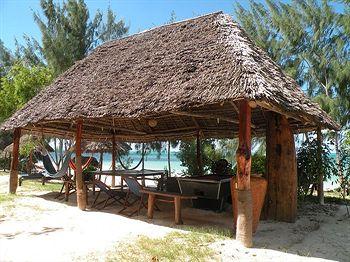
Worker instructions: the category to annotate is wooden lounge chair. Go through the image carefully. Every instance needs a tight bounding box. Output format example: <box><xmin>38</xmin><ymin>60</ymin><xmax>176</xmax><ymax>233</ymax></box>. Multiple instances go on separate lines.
<box><xmin>119</xmin><ymin>176</ymin><xmax>159</xmax><ymax>217</ymax></box>
<box><xmin>91</xmin><ymin>180</ymin><xmax>126</xmax><ymax>209</ymax></box>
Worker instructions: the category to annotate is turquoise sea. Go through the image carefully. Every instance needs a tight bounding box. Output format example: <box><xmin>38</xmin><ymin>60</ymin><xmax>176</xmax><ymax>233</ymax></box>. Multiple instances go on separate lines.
<box><xmin>88</xmin><ymin>150</ymin><xmax>185</xmax><ymax>174</ymax></box>
<box><xmin>77</xmin><ymin>150</ymin><xmax>339</xmax><ymax>189</ymax></box>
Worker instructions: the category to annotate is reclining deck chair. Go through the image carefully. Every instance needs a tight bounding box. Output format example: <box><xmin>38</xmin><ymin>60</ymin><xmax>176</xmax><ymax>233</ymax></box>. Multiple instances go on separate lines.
<box><xmin>119</xmin><ymin>176</ymin><xmax>160</xmax><ymax>217</ymax></box>
<box><xmin>91</xmin><ymin>180</ymin><xmax>126</xmax><ymax>209</ymax></box>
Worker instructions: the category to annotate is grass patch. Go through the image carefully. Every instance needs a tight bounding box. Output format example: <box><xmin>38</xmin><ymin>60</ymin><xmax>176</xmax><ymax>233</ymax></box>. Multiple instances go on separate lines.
<box><xmin>0</xmin><ymin>171</ymin><xmax>9</xmax><ymax>176</ymax></box>
<box><xmin>0</xmin><ymin>193</ymin><xmax>18</xmax><ymax>204</ymax></box>
<box><xmin>107</xmin><ymin>228</ymin><xmax>229</xmax><ymax>262</ymax></box>
<box><xmin>20</xmin><ymin>180</ymin><xmax>62</xmax><ymax>192</ymax></box>
<box><xmin>303</xmin><ymin>191</ymin><xmax>350</xmax><ymax>205</ymax></box>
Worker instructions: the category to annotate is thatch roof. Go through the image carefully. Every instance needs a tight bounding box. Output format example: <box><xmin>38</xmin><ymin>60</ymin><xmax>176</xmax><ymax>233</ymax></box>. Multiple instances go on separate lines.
<box><xmin>84</xmin><ymin>141</ymin><xmax>131</xmax><ymax>153</ymax></box>
<box><xmin>0</xmin><ymin>12</ymin><xmax>338</xmax><ymax>142</ymax></box>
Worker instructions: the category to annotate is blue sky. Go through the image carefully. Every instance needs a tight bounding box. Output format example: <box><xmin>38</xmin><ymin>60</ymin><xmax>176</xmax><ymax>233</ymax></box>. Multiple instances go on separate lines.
<box><xmin>1</xmin><ymin>0</ymin><xmax>345</xmax><ymax>52</ymax></box>
<box><xmin>0</xmin><ymin>0</ymin><xmax>258</xmax><ymax>51</ymax></box>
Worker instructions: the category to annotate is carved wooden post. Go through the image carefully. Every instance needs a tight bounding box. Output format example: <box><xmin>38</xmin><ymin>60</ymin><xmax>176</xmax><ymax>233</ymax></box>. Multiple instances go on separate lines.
<box><xmin>75</xmin><ymin>120</ymin><xmax>86</xmax><ymax>210</ymax></box>
<box><xmin>316</xmin><ymin>127</ymin><xmax>324</xmax><ymax>205</ymax></box>
<box><xmin>232</xmin><ymin>100</ymin><xmax>253</xmax><ymax>247</ymax></box>
<box><xmin>196</xmin><ymin>131</ymin><xmax>203</xmax><ymax>176</ymax></box>
<box><xmin>266</xmin><ymin>112</ymin><xmax>297</xmax><ymax>222</ymax></box>
<box><xmin>9</xmin><ymin>128</ymin><xmax>21</xmax><ymax>194</ymax></box>
<box><xmin>112</xmin><ymin>134</ymin><xmax>116</xmax><ymax>187</ymax></box>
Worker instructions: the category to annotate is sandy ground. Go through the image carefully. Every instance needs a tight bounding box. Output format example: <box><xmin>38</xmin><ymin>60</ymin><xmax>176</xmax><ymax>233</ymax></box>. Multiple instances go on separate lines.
<box><xmin>0</xmin><ymin>175</ymin><xmax>349</xmax><ymax>262</ymax></box>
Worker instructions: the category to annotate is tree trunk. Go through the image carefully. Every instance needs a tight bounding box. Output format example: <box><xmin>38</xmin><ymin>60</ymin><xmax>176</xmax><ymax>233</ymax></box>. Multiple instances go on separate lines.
<box><xmin>316</xmin><ymin>127</ymin><xmax>324</xmax><ymax>205</ymax></box>
<box><xmin>334</xmin><ymin>132</ymin><xmax>345</xmax><ymax>197</ymax></box>
<box><xmin>231</xmin><ymin>100</ymin><xmax>253</xmax><ymax>248</ymax></box>
<box><xmin>167</xmin><ymin>141</ymin><xmax>171</xmax><ymax>177</ymax></box>
<box><xmin>112</xmin><ymin>134</ymin><xmax>116</xmax><ymax>187</ymax></box>
<box><xmin>9</xmin><ymin>128</ymin><xmax>21</xmax><ymax>194</ymax></box>
<box><xmin>75</xmin><ymin>120</ymin><xmax>86</xmax><ymax>210</ymax></box>
<box><xmin>196</xmin><ymin>131</ymin><xmax>203</xmax><ymax>176</ymax></box>
<box><xmin>265</xmin><ymin>112</ymin><xmax>297</xmax><ymax>222</ymax></box>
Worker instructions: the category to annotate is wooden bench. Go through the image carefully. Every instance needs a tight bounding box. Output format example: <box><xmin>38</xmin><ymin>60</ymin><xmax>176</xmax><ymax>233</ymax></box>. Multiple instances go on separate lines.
<box><xmin>140</xmin><ymin>189</ymin><xmax>197</xmax><ymax>225</ymax></box>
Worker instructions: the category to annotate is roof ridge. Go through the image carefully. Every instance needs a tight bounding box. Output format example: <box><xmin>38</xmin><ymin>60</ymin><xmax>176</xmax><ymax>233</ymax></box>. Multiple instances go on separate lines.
<box><xmin>101</xmin><ymin>11</ymin><xmax>224</xmax><ymax>46</ymax></box>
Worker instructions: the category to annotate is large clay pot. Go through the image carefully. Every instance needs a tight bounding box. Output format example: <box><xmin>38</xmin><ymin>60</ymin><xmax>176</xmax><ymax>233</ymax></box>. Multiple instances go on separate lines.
<box><xmin>232</xmin><ymin>176</ymin><xmax>267</xmax><ymax>233</ymax></box>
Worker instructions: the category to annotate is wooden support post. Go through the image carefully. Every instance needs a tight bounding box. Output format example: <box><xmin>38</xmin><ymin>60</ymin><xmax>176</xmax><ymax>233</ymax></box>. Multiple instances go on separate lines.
<box><xmin>196</xmin><ymin>131</ymin><xmax>203</xmax><ymax>176</ymax></box>
<box><xmin>141</xmin><ymin>143</ymin><xmax>146</xmax><ymax>186</ymax></box>
<box><xmin>167</xmin><ymin>141</ymin><xmax>171</xmax><ymax>177</ymax></box>
<box><xmin>75</xmin><ymin>120</ymin><xmax>87</xmax><ymax>210</ymax></box>
<box><xmin>231</xmin><ymin>100</ymin><xmax>253</xmax><ymax>247</ymax></box>
<box><xmin>147</xmin><ymin>194</ymin><xmax>155</xmax><ymax>219</ymax></box>
<box><xmin>9</xmin><ymin>128</ymin><xmax>21</xmax><ymax>194</ymax></box>
<box><xmin>316</xmin><ymin>127</ymin><xmax>324</xmax><ymax>205</ymax></box>
<box><xmin>174</xmin><ymin>196</ymin><xmax>183</xmax><ymax>225</ymax></box>
<box><xmin>265</xmin><ymin>112</ymin><xmax>297</xmax><ymax>222</ymax></box>
<box><xmin>112</xmin><ymin>134</ymin><xmax>116</xmax><ymax>187</ymax></box>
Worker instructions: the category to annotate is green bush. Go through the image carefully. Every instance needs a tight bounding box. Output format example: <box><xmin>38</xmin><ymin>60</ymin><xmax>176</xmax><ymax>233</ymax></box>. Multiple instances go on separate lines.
<box><xmin>177</xmin><ymin>139</ymin><xmax>225</xmax><ymax>176</ymax></box>
<box><xmin>296</xmin><ymin>137</ymin><xmax>337</xmax><ymax>198</ymax></box>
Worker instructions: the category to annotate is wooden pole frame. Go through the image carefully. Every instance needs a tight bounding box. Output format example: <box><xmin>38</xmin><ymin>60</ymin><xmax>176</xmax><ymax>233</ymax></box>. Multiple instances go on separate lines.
<box><xmin>9</xmin><ymin>128</ymin><xmax>21</xmax><ymax>194</ymax></box>
<box><xmin>196</xmin><ymin>131</ymin><xmax>203</xmax><ymax>176</ymax></box>
<box><xmin>111</xmin><ymin>133</ymin><xmax>116</xmax><ymax>187</ymax></box>
<box><xmin>231</xmin><ymin>100</ymin><xmax>253</xmax><ymax>247</ymax></box>
<box><xmin>75</xmin><ymin>119</ymin><xmax>87</xmax><ymax>210</ymax></box>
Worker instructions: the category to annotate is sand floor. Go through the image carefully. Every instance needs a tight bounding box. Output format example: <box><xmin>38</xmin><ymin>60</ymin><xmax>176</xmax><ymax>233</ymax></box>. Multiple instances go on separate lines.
<box><xmin>0</xmin><ymin>175</ymin><xmax>349</xmax><ymax>262</ymax></box>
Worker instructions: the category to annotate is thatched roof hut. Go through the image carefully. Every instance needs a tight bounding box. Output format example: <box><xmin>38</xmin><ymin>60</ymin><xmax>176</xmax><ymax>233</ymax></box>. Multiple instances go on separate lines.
<box><xmin>2</xmin><ymin>12</ymin><xmax>339</xmax><ymax>246</ymax></box>
<box><xmin>0</xmin><ymin>12</ymin><xmax>338</xmax><ymax>142</ymax></box>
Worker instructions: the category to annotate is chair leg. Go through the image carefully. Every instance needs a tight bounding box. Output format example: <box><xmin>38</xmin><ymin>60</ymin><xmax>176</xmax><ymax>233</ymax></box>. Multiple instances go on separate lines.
<box><xmin>137</xmin><ymin>194</ymin><xmax>144</xmax><ymax>216</ymax></box>
<box><xmin>55</xmin><ymin>183</ymin><xmax>65</xmax><ymax>199</ymax></box>
<box><xmin>119</xmin><ymin>190</ymin><xmax>131</xmax><ymax>213</ymax></box>
<box><xmin>91</xmin><ymin>191</ymin><xmax>101</xmax><ymax>208</ymax></box>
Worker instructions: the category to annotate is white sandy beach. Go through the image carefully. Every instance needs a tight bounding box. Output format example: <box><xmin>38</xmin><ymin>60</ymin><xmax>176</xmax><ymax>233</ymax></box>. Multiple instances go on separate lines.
<box><xmin>0</xmin><ymin>175</ymin><xmax>349</xmax><ymax>262</ymax></box>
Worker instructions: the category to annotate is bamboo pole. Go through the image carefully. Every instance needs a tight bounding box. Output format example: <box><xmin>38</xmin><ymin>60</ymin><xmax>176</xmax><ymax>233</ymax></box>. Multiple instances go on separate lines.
<box><xmin>317</xmin><ymin>127</ymin><xmax>324</xmax><ymax>205</ymax></box>
<box><xmin>196</xmin><ymin>131</ymin><xmax>203</xmax><ymax>176</ymax></box>
<box><xmin>75</xmin><ymin>120</ymin><xmax>87</xmax><ymax>210</ymax></box>
<box><xmin>167</xmin><ymin>141</ymin><xmax>171</xmax><ymax>177</ymax></box>
<box><xmin>111</xmin><ymin>134</ymin><xmax>116</xmax><ymax>187</ymax></box>
<box><xmin>9</xmin><ymin>128</ymin><xmax>21</xmax><ymax>194</ymax></box>
<box><xmin>233</xmin><ymin>101</ymin><xmax>253</xmax><ymax>247</ymax></box>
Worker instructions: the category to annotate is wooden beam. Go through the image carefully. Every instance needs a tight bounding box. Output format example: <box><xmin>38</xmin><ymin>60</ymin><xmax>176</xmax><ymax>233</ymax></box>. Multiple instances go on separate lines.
<box><xmin>75</xmin><ymin>119</ymin><xmax>87</xmax><ymax>210</ymax></box>
<box><xmin>265</xmin><ymin>112</ymin><xmax>297</xmax><ymax>222</ymax></box>
<box><xmin>9</xmin><ymin>128</ymin><xmax>21</xmax><ymax>194</ymax></box>
<box><xmin>171</xmin><ymin>111</ymin><xmax>239</xmax><ymax>124</ymax></box>
<box><xmin>232</xmin><ymin>100</ymin><xmax>253</xmax><ymax>247</ymax></box>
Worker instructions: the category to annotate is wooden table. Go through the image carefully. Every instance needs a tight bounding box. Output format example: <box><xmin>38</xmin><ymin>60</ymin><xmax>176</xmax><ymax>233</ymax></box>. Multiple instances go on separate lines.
<box><xmin>140</xmin><ymin>189</ymin><xmax>197</xmax><ymax>225</ymax></box>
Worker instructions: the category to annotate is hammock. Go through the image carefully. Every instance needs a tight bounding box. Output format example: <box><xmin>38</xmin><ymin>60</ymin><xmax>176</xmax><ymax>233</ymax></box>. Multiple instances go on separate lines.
<box><xmin>43</xmin><ymin>151</ymin><xmax>73</xmax><ymax>179</ymax></box>
<box><xmin>117</xmin><ymin>154</ymin><xmax>144</xmax><ymax>170</ymax></box>
<box><xmin>69</xmin><ymin>157</ymin><xmax>93</xmax><ymax>171</ymax></box>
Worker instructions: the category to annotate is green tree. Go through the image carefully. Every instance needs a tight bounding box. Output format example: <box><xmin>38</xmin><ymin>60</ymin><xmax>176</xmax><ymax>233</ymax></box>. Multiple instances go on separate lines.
<box><xmin>235</xmin><ymin>0</ymin><xmax>350</xmax><ymax>203</ymax></box>
<box><xmin>30</xmin><ymin>0</ymin><xmax>128</xmax><ymax>75</ymax></box>
<box><xmin>0</xmin><ymin>40</ymin><xmax>14</xmax><ymax>80</ymax></box>
<box><xmin>0</xmin><ymin>62</ymin><xmax>53</xmax><ymax>122</ymax></box>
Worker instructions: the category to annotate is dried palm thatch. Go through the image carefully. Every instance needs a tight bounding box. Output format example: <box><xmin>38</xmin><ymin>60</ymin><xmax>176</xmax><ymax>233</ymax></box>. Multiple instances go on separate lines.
<box><xmin>84</xmin><ymin>141</ymin><xmax>131</xmax><ymax>153</ymax></box>
<box><xmin>0</xmin><ymin>12</ymin><xmax>339</xmax><ymax>142</ymax></box>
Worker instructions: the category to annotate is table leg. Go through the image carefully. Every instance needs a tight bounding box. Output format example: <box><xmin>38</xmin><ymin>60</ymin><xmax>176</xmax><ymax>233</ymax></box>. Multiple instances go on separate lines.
<box><xmin>174</xmin><ymin>196</ymin><xmax>183</xmax><ymax>225</ymax></box>
<box><xmin>147</xmin><ymin>194</ymin><xmax>155</xmax><ymax>219</ymax></box>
